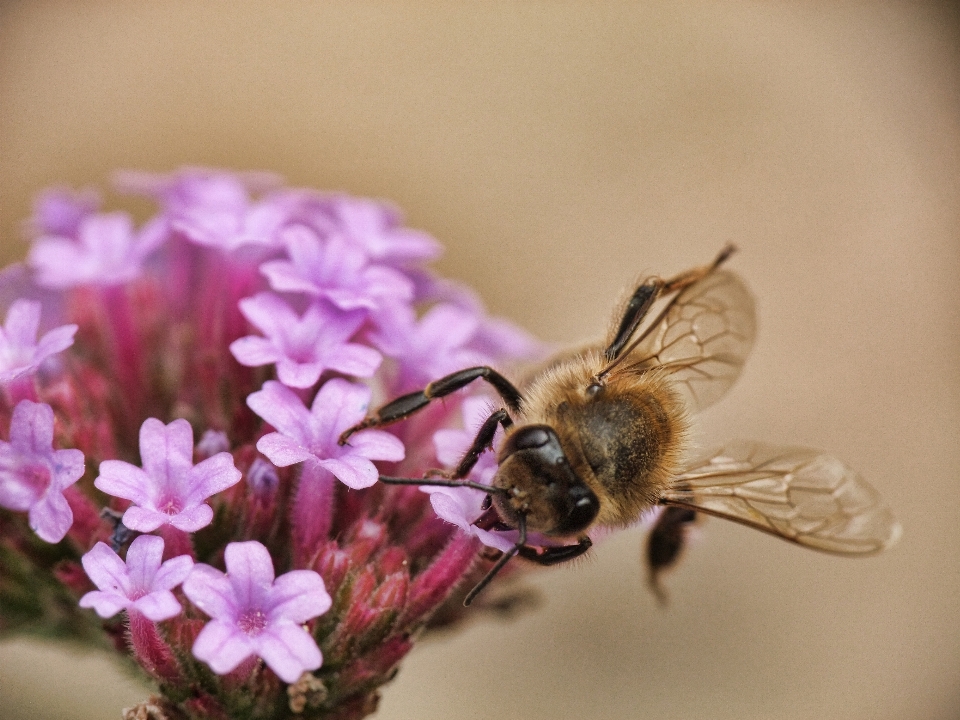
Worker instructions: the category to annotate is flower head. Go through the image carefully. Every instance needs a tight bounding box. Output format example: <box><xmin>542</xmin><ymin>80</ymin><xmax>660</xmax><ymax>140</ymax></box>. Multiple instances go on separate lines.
<box><xmin>248</xmin><ymin>379</ymin><xmax>404</xmax><ymax>489</ymax></box>
<box><xmin>0</xmin><ymin>400</ymin><xmax>85</xmax><ymax>542</ymax></box>
<box><xmin>94</xmin><ymin>418</ymin><xmax>242</xmax><ymax>532</ymax></box>
<box><xmin>79</xmin><ymin>534</ymin><xmax>194</xmax><ymax>621</ymax></box>
<box><xmin>0</xmin><ymin>171</ymin><xmax>546</xmax><ymax>719</ymax></box>
<box><xmin>183</xmin><ymin>540</ymin><xmax>330</xmax><ymax>683</ymax></box>
<box><xmin>0</xmin><ymin>299</ymin><xmax>77</xmax><ymax>384</ymax></box>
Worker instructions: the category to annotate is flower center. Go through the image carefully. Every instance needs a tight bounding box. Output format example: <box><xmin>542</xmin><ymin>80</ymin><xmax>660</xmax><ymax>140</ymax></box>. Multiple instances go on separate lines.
<box><xmin>237</xmin><ymin>608</ymin><xmax>268</xmax><ymax>636</ymax></box>
<box><xmin>19</xmin><ymin>462</ymin><xmax>52</xmax><ymax>496</ymax></box>
<box><xmin>157</xmin><ymin>495</ymin><xmax>184</xmax><ymax>516</ymax></box>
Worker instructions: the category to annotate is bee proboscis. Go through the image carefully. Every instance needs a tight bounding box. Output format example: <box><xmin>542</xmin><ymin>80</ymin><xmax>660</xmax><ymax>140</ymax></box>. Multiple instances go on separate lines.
<box><xmin>340</xmin><ymin>246</ymin><xmax>901</xmax><ymax>605</ymax></box>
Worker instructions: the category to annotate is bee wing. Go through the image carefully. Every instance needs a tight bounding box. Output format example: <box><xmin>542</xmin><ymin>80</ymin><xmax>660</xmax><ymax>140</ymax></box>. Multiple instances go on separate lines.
<box><xmin>660</xmin><ymin>441</ymin><xmax>901</xmax><ymax>554</ymax></box>
<box><xmin>618</xmin><ymin>269</ymin><xmax>756</xmax><ymax>413</ymax></box>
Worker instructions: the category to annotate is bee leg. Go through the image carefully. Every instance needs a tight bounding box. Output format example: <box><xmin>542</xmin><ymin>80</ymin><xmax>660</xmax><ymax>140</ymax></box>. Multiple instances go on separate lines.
<box><xmin>452</xmin><ymin>409</ymin><xmax>513</xmax><ymax>478</ymax></box>
<box><xmin>376</xmin><ymin>411</ymin><xmax>512</xmax><ymax>493</ymax></box>
<box><xmin>339</xmin><ymin>366</ymin><xmax>523</xmax><ymax>444</ymax></box>
<box><xmin>646</xmin><ymin>506</ymin><xmax>698</xmax><ymax>605</ymax></box>
<box><xmin>464</xmin><ymin>513</ymin><xmax>528</xmax><ymax>606</ymax></box>
<box><xmin>378</xmin><ymin>475</ymin><xmax>505</xmax><ymax>495</ymax></box>
<box><xmin>517</xmin><ymin>536</ymin><xmax>593</xmax><ymax>566</ymax></box>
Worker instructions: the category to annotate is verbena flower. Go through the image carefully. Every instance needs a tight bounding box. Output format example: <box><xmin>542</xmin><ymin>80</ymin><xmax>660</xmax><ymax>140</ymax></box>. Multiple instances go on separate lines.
<box><xmin>29</xmin><ymin>212</ymin><xmax>166</xmax><ymax>288</ymax></box>
<box><xmin>231</xmin><ymin>293</ymin><xmax>381</xmax><ymax>387</ymax></box>
<box><xmin>79</xmin><ymin>534</ymin><xmax>194</xmax><ymax>621</ymax></box>
<box><xmin>248</xmin><ymin>379</ymin><xmax>404</xmax><ymax>490</ymax></box>
<box><xmin>94</xmin><ymin>417</ymin><xmax>242</xmax><ymax>532</ymax></box>
<box><xmin>0</xmin><ymin>169</ymin><xmax>545</xmax><ymax>720</ymax></box>
<box><xmin>184</xmin><ymin>540</ymin><xmax>330</xmax><ymax>683</ymax></box>
<box><xmin>0</xmin><ymin>399</ymin><xmax>85</xmax><ymax>542</ymax></box>
<box><xmin>0</xmin><ymin>299</ymin><xmax>77</xmax><ymax>384</ymax></box>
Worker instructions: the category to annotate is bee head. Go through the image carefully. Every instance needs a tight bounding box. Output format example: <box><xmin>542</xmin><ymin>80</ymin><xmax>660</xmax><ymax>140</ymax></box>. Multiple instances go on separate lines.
<box><xmin>494</xmin><ymin>425</ymin><xmax>600</xmax><ymax>536</ymax></box>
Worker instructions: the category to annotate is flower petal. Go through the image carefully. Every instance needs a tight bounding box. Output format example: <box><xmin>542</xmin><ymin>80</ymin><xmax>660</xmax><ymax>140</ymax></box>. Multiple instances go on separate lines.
<box><xmin>192</xmin><ymin>619</ymin><xmax>255</xmax><ymax>675</ymax></box>
<box><xmin>152</xmin><ymin>555</ymin><xmax>195</xmax><ymax>591</ymax></box>
<box><xmin>317</xmin><ymin>456</ymin><xmax>378</xmax><ymax>490</ymax></box>
<box><xmin>81</xmin><ymin>542</ymin><xmax>130</xmax><ymax>594</ymax></box>
<box><xmin>255</xmin><ymin>622</ymin><xmax>322</xmax><ymax>683</ymax></box>
<box><xmin>132</xmin><ymin>590</ymin><xmax>183</xmax><ymax>622</ymax></box>
<box><xmin>9</xmin><ymin>401</ymin><xmax>54</xmax><ymax>456</ymax></box>
<box><xmin>183</xmin><ymin>565</ymin><xmax>237</xmax><ymax>620</ymax></box>
<box><xmin>29</xmin><ymin>487</ymin><xmax>73</xmax><ymax>543</ymax></box>
<box><xmin>344</xmin><ymin>429</ymin><xmax>405</xmax><ymax>462</ymax></box>
<box><xmin>230</xmin><ymin>336</ymin><xmax>281</xmax><ymax>368</ymax></box>
<box><xmin>79</xmin><ymin>590</ymin><xmax>129</xmax><ymax>618</ymax></box>
<box><xmin>256</xmin><ymin>433</ymin><xmax>312</xmax><ymax>467</ymax></box>
<box><xmin>168</xmin><ymin>503</ymin><xmax>214</xmax><ymax>532</ymax></box>
<box><xmin>95</xmin><ymin>461</ymin><xmax>155</xmax><ymax>505</ymax></box>
<box><xmin>125</xmin><ymin>535</ymin><xmax>165</xmax><ymax>589</ymax></box>
<box><xmin>224</xmin><ymin>541</ymin><xmax>276</xmax><ymax>607</ymax></box>
<box><xmin>265</xmin><ymin>570</ymin><xmax>331</xmax><ymax>624</ymax></box>
<box><xmin>184</xmin><ymin>452</ymin><xmax>242</xmax><ymax>504</ymax></box>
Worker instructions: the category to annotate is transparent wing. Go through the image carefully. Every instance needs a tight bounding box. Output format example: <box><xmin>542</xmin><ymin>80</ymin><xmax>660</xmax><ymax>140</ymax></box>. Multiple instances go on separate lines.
<box><xmin>617</xmin><ymin>269</ymin><xmax>756</xmax><ymax>413</ymax></box>
<box><xmin>660</xmin><ymin>441</ymin><xmax>901</xmax><ymax>554</ymax></box>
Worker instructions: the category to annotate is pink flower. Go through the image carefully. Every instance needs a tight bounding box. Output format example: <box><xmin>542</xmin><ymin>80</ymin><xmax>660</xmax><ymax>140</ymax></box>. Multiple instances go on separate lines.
<box><xmin>230</xmin><ymin>292</ymin><xmax>381</xmax><ymax>388</ymax></box>
<box><xmin>0</xmin><ymin>299</ymin><xmax>77</xmax><ymax>384</ymax></box>
<box><xmin>0</xmin><ymin>400</ymin><xmax>85</xmax><ymax>543</ymax></box>
<box><xmin>261</xmin><ymin>225</ymin><xmax>413</xmax><ymax>312</ymax></box>
<box><xmin>26</xmin><ymin>186</ymin><xmax>100</xmax><ymax>238</ymax></box>
<box><xmin>323</xmin><ymin>195</ymin><xmax>442</xmax><ymax>265</ymax></box>
<box><xmin>370</xmin><ymin>302</ymin><xmax>490</xmax><ymax>391</ymax></box>
<box><xmin>115</xmin><ymin>168</ymin><xmax>287</xmax><ymax>252</ymax></box>
<box><xmin>28</xmin><ymin>212</ymin><xmax>166</xmax><ymax>288</ymax></box>
<box><xmin>79</xmin><ymin>534</ymin><xmax>194</xmax><ymax>621</ymax></box>
<box><xmin>183</xmin><ymin>541</ymin><xmax>330</xmax><ymax>683</ymax></box>
<box><xmin>247</xmin><ymin>379</ymin><xmax>404</xmax><ymax>489</ymax></box>
<box><xmin>424</xmin><ymin>397</ymin><xmax>516</xmax><ymax>553</ymax></box>
<box><xmin>94</xmin><ymin>418</ymin><xmax>242</xmax><ymax>532</ymax></box>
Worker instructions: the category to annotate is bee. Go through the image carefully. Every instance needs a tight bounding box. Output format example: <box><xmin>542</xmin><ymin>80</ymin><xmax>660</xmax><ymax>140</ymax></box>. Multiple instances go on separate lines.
<box><xmin>340</xmin><ymin>246</ymin><xmax>901</xmax><ymax>605</ymax></box>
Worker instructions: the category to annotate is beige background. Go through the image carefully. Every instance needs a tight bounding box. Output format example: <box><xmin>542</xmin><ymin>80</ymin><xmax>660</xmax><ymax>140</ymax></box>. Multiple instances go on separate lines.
<box><xmin>1</xmin><ymin>2</ymin><xmax>958</xmax><ymax>719</ymax></box>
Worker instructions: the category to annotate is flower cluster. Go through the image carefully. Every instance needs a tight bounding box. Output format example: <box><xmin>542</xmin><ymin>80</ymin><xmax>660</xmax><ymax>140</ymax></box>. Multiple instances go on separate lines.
<box><xmin>0</xmin><ymin>170</ymin><xmax>543</xmax><ymax>720</ymax></box>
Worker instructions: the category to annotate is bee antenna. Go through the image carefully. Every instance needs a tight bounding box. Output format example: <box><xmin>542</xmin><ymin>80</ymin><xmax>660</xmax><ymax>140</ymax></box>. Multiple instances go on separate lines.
<box><xmin>464</xmin><ymin>513</ymin><xmax>527</xmax><ymax>606</ymax></box>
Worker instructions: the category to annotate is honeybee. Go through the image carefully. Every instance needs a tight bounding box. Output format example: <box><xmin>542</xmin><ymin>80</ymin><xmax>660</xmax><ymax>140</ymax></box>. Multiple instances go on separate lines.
<box><xmin>340</xmin><ymin>246</ymin><xmax>901</xmax><ymax>605</ymax></box>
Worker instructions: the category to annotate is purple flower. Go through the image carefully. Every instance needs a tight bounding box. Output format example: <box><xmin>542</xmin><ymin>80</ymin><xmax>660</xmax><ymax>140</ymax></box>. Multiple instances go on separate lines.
<box><xmin>370</xmin><ymin>303</ymin><xmax>490</xmax><ymax>390</ymax></box>
<box><xmin>0</xmin><ymin>400</ymin><xmax>85</xmax><ymax>543</ymax></box>
<box><xmin>0</xmin><ymin>299</ymin><xmax>77</xmax><ymax>384</ymax></box>
<box><xmin>117</xmin><ymin>169</ymin><xmax>289</xmax><ymax>252</ymax></box>
<box><xmin>230</xmin><ymin>293</ymin><xmax>381</xmax><ymax>388</ymax></box>
<box><xmin>183</xmin><ymin>540</ymin><xmax>330</xmax><ymax>683</ymax></box>
<box><xmin>94</xmin><ymin>418</ymin><xmax>242</xmax><ymax>532</ymax></box>
<box><xmin>424</xmin><ymin>397</ymin><xmax>515</xmax><ymax>553</ymax></box>
<box><xmin>79</xmin><ymin>534</ymin><xmax>194</xmax><ymax>621</ymax></box>
<box><xmin>247</xmin><ymin>379</ymin><xmax>404</xmax><ymax>489</ymax></box>
<box><xmin>324</xmin><ymin>196</ymin><xmax>442</xmax><ymax>265</ymax></box>
<box><xmin>28</xmin><ymin>212</ymin><xmax>166</xmax><ymax>288</ymax></box>
<box><xmin>260</xmin><ymin>225</ymin><xmax>413</xmax><ymax>312</ymax></box>
<box><xmin>26</xmin><ymin>186</ymin><xmax>100</xmax><ymax>238</ymax></box>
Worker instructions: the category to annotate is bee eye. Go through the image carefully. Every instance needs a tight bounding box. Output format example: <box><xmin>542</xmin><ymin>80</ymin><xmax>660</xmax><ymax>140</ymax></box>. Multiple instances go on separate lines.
<box><xmin>507</xmin><ymin>426</ymin><xmax>551</xmax><ymax>451</ymax></box>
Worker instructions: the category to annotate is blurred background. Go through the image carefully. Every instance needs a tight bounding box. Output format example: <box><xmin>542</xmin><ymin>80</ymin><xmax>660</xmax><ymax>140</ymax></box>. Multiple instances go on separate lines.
<box><xmin>0</xmin><ymin>2</ymin><xmax>958</xmax><ymax>719</ymax></box>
